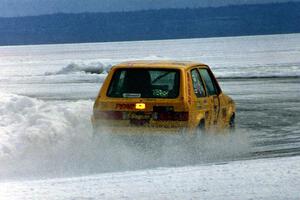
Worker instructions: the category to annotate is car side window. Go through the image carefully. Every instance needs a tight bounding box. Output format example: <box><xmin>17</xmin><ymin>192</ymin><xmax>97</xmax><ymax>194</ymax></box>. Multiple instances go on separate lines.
<box><xmin>191</xmin><ymin>69</ymin><xmax>206</xmax><ymax>97</ymax></box>
<box><xmin>108</xmin><ymin>70</ymin><xmax>126</xmax><ymax>96</ymax></box>
<box><xmin>199</xmin><ymin>68</ymin><xmax>219</xmax><ymax>96</ymax></box>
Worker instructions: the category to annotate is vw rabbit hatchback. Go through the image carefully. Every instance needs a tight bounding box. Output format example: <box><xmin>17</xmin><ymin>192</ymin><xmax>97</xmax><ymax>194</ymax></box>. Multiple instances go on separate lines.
<box><xmin>91</xmin><ymin>61</ymin><xmax>235</xmax><ymax>134</ymax></box>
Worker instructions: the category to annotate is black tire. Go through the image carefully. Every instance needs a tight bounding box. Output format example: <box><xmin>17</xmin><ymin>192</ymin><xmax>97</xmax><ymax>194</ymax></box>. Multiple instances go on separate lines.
<box><xmin>198</xmin><ymin>120</ymin><xmax>205</xmax><ymax>130</ymax></box>
<box><xmin>229</xmin><ymin>114</ymin><xmax>235</xmax><ymax>129</ymax></box>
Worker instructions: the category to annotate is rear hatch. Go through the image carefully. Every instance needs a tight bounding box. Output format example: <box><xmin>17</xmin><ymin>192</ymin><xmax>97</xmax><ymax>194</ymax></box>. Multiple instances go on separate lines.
<box><xmin>93</xmin><ymin>67</ymin><xmax>188</xmax><ymax>128</ymax></box>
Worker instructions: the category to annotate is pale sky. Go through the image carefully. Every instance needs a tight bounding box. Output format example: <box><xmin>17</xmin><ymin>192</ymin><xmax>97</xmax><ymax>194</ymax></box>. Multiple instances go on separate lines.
<box><xmin>0</xmin><ymin>0</ymin><xmax>299</xmax><ymax>17</ymax></box>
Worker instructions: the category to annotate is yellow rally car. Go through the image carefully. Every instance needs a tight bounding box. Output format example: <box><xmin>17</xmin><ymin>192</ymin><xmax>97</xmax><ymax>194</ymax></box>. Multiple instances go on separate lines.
<box><xmin>91</xmin><ymin>61</ymin><xmax>235</xmax><ymax>134</ymax></box>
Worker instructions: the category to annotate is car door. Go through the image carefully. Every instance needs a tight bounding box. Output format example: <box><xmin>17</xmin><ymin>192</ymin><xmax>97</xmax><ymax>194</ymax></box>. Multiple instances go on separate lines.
<box><xmin>198</xmin><ymin>68</ymin><xmax>221</xmax><ymax>126</ymax></box>
<box><xmin>190</xmin><ymin>68</ymin><xmax>209</xmax><ymax>127</ymax></box>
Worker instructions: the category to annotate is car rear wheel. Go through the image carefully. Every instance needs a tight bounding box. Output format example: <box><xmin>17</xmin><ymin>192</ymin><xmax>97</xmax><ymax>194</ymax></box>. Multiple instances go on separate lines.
<box><xmin>198</xmin><ymin>120</ymin><xmax>205</xmax><ymax>130</ymax></box>
<box><xmin>229</xmin><ymin>114</ymin><xmax>235</xmax><ymax>129</ymax></box>
<box><xmin>194</xmin><ymin>119</ymin><xmax>205</xmax><ymax>136</ymax></box>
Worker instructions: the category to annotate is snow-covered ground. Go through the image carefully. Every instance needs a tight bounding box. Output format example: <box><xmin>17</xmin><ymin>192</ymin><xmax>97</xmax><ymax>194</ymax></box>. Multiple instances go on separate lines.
<box><xmin>1</xmin><ymin>156</ymin><xmax>299</xmax><ymax>200</ymax></box>
<box><xmin>0</xmin><ymin>33</ymin><xmax>300</xmax><ymax>199</ymax></box>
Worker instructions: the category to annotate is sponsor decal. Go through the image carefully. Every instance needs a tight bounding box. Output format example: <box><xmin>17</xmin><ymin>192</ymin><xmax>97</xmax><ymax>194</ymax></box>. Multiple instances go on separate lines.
<box><xmin>123</xmin><ymin>93</ymin><xmax>141</xmax><ymax>98</ymax></box>
<box><xmin>115</xmin><ymin>103</ymin><xmax>135</xmax><ymax>110</ymax></box>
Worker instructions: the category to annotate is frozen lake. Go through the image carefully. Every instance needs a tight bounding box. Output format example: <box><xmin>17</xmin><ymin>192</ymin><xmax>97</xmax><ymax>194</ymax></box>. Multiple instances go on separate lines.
<box><xmin>0</xmin><ymin>34</ymin><xmax>300</xmax><ymax>199</ymax></box>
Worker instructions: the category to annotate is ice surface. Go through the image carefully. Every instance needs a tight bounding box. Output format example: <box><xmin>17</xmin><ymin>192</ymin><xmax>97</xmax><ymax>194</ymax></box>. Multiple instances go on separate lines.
<box><xmin>0</xmin><ymin>156</ymin><xmax>299</xmax><ymax>200</ymax></box>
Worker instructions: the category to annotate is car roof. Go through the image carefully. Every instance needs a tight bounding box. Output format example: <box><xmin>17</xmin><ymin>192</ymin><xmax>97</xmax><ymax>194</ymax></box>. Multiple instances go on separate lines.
<box><xmin>113</xmin><ymin>60</ymin><xmax>208</xmax><ymax>70</ymax></box>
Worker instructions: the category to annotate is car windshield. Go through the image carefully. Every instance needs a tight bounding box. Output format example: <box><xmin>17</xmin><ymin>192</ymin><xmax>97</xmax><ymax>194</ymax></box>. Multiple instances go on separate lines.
<box><xmin>107</xmin><ymin>68</ymin><xmax>180</xmax><ymax>98</ymax></box>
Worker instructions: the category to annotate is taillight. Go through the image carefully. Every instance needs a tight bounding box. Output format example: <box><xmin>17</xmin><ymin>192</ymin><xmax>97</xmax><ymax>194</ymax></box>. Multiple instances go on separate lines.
<box><xmin>94</xmin><ymin>110</ymin><xmax>124</xmax><ymax>120</ymax></box>
<box><xmin>153</xmin><ymin>112</ymin><xmax>189</xmax><ymax>121</ymax></box>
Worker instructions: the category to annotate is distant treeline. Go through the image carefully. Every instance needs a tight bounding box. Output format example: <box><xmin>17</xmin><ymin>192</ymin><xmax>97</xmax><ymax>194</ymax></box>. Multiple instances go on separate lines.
<box><xmin>0</xmin><ymin>2</ymin><xmax>300</xmax><ymax>45</ymax></box>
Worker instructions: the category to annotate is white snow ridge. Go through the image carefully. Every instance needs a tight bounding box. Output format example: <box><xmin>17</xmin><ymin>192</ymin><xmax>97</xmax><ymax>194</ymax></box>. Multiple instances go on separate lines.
<box><xmin>45</xmin><ymin>62</ymin><xmax>110</xmax><ymax>75</ymax></box>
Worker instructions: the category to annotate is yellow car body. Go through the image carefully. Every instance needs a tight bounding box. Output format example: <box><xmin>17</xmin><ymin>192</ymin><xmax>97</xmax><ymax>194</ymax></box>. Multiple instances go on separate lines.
<box><xmin>92</xmin><ymin>60</ymin><xmax>235</xmax><ymax>134</ymax></box>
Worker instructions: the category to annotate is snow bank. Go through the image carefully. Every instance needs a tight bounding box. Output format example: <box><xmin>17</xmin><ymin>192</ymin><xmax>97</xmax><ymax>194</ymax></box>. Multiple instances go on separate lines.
<box><xmin>46</xmin><ymin>62</ymin><xmax>110</xmax><ymax>75</ymax></box>
<box><xmin>47</xmin><ymin>60</ymin><xmax>300</xmax><ymax>79</ymax></box>
<box><xmin>45</xmin><ymin>56</ymin><xmax>168</xmax><ymax>76</ymax></box>
<box><xmin>1</xmin><ymin>156</ymin><xmax>299</xmax><ymax>200</ymax></box>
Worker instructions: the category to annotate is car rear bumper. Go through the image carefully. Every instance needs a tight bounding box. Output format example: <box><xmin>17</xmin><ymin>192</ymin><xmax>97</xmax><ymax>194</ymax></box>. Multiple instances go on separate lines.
<box><xmin>91</xmin><ymin>116</ymin><xmax>191</xmax><ymax>135</ymax></box>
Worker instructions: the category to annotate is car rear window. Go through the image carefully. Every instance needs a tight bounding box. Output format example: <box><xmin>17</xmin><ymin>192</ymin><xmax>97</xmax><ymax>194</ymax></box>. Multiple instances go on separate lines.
<box><xmin>107</xmin><ymin>68</ymin><xmax>180</xmax><ymax>98</ymax></box>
